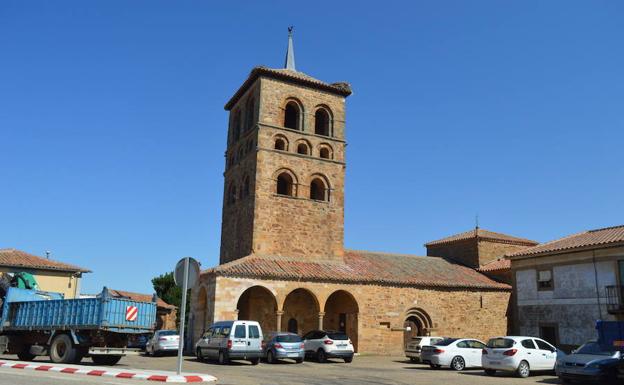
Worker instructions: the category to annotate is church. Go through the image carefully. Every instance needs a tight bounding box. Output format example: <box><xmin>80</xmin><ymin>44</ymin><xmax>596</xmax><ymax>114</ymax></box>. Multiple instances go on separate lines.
<box><xmin>189</xmin><ymin>32</ymin><xmax>537</xmax><ymax>355</ymax></box>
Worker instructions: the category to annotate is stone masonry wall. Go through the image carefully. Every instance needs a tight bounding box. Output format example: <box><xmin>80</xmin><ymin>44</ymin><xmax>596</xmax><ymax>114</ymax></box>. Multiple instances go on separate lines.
<box><xmin>191</xmin><ymin>274</ymin><xmax>511</xmax><ymax>355</ymax></box>
<box><xmin>478</xmin><ymin>241</ymin><xmax>530</xmax><ymax>266</ymax></box>
<box><xmin>427</xmin><ymin>239</ymin><xmax>479</xmax><ymax>267</ymax></box>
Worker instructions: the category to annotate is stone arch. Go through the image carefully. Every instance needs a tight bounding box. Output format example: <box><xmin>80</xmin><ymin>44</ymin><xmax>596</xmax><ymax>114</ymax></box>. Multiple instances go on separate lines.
<box><xmin>273</xmin><ymin>168</ymin><xmax>298</xmax><ymax>197</ymax></box>
<box><xmin>273</xmin><ymin>134</ymin><xmax>289</xmax><ymax>151</ymax></box>
<box><xmin>282</xmin><ymin>98</ymin><xmax>304</xmax><ymax>131</ymax></box>
<box><xmin>281</xmin><ymin>288</ymin><xmax>320</xmax><ymax>336</ymax></box>
<box><xmin>314</xmin><ymin>105</ymin><xmax>332</xmax><ymax>136</ymax></box>
<box><xmin>295</xmin><ymin>139</ymin><xmax>311</xmax><ymax>155</ymax></box>
<box><xmin>237</xmin><ymin>285</ymin><xmax>278</xmax><ymax>334</ymax></box>
<box><xmin>196</xmin><ymin>286</ymin><xmax>209</xmax><ymax>333</ymax></box>
<box><xmin>324</xmin><ymin>290</ymin><xmax>359</xmax><ymax>351</ymax></box>
<box><xmin>307</xmin><ymin>173</ymin><xmax>331</xmax><ymax>202</ymax></box>
<box><xmin>403</xmin><ymin>307</ymin><xmax>433</xmax><ymax>348</ymax></box>
<box><xmin>318</xmin><ymin>143</ymin><xmax>333</xmax><ymax>159</ymax></box>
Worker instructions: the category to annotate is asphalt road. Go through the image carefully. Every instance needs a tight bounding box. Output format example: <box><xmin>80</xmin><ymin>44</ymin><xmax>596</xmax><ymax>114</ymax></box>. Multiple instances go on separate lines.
<box><xmin>0</xmin><ymin>354</ymin><xmax>562</xmax><ymax>385</ymax></box>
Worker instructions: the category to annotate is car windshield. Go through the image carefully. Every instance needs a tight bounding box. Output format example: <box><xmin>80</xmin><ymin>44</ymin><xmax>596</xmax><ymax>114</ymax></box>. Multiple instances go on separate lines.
<box><xmin>327</xmin><ymin>332</ymin><xmax>349</xmax><ymax>341</ymax></box>
<box><xmin>434</xmin><ymin>338</ymin><xmax>458</xmax><ymax>346</ymax></box>
<box><xmin>576</xmin><ymin>342</ymin><xmax>617</xmax><ymax>356</ymax></box>
<box><xmin>275</xmin><ymin>335</ymin><xmax>302</xmax><ymax>343</ymax></box>
<box><xmin>158</xmin><ymin>330</ymin><xmax>177</xmax><ymax>336</ymax></box>
<box><xmin>487</xmin><ymin>338</ymin><xmax>514</xmax><ymax>348</ymax></box>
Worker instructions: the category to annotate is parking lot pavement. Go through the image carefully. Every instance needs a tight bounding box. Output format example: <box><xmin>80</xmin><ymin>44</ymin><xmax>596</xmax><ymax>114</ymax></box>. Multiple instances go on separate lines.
<box><xmin>1</xmin><ymin>354</ymin><xmax>561</xmax><ymax>385</ymax></box>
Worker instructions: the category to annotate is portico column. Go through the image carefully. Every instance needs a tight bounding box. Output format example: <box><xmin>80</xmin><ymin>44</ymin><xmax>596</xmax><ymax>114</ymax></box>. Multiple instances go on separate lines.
<box><xmin>276</xmin><ymin>310</ymin><xmax>284</xmax><ymax>332</ymax></box>
<box><xmin>318</xmin><ymin>312</ymin><xmax>325</xmax><ymax>330</ymax></box>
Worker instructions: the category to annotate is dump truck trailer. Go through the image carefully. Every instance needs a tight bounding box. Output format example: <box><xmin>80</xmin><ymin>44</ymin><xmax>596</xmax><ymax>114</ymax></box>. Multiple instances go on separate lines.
<box><xmin>0</xmin><ymin>286</ymin><xmax>157</xmax><ymax>365</ymax></box>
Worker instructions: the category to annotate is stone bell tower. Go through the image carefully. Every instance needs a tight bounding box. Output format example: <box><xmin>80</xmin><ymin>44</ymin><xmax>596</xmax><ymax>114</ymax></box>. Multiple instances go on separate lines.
<box><xmin>219</xmin><ymin>29</ymin><xmax>352</xmax><ymax>264</ymax></box>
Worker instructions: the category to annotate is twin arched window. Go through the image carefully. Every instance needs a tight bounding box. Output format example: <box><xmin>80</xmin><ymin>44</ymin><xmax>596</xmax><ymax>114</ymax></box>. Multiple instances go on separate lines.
<box><xmin>275</xmin><ymin>171</ymin><xmax>329</xmax><ymax>202</ymax></box>
<box><xmin>283</xmin><ymin>101</ymin><xmax>333</xmax><ymax>137</ymax></box>
<box><xmin>284</xmin><ymin>102</ymin><xmax>301</xmax><ymax>130</ymax></box>
<box><xmin>309</xmin><ymin>178</ymin><xmax>328</xmax><ymax>201</ymax></box>
<box><xmin>276</xmin><ymin>172</ymin><xmax>295</xmax><ymax>196</ymax></box>
<box><xmin>314</xmin><ymin>108</ymin><xmax>331</xmax><ymax>136</ymax></box>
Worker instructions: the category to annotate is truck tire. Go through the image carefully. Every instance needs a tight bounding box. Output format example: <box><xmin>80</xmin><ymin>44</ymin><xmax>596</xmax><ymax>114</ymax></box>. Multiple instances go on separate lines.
<box><xmin>91</xmin><ymin>355</ymin><xmax>122</xmax><ymax>366</ymax></box>
<box><xmin>50</xmin><ymin>334</ymin><xmax>78</xmax><ymax>364</ymax></box>
<box><xmin>17</xmin><ymin>347</ymin><xmax>35</xmax><ymax>362</ymax></box>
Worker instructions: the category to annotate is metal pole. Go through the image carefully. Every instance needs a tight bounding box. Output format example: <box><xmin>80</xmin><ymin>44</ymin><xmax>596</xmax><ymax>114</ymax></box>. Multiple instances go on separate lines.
<box><xmin>176</xmin><ymin>257</ymin><xmax>189</xmax><ymax>375</ymax></box>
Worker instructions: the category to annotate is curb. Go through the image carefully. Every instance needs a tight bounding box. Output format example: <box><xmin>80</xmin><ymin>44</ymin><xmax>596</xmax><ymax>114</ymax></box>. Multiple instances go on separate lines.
<box><xmin>0</xmin><ymin>360</ymin><xmax>217</xmax><ymax>383</ymax></box>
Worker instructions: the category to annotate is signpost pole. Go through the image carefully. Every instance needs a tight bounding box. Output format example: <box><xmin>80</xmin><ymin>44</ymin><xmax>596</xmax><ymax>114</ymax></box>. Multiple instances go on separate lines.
<box><xmin>176</xmin><ymin>257</ymin><xmax>189</xmax><ymax>375</ymax></box>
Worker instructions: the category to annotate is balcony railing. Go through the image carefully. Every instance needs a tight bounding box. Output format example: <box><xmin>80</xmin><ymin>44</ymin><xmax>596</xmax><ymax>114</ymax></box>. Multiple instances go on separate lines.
<box><xmin>605</xmin><ymin>285</ymin><xmax>624</xmax><ymax>314</ymax></box>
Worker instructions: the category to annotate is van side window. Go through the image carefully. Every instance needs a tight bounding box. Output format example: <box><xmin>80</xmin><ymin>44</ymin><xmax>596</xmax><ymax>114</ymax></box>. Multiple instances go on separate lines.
<box><xmin>249</xmin><ymin>325</ymin><xmax>260</xmax><ymax>339</ymax></box>
<box><xmin>203</xmin><ymin>328</ymin><xmax>214</xmax><ymax>338</ymax></box>
<box><xmin>234</xmin><ymin>325</ymin><xmax>246</xmax><ymax>338</ymax></box>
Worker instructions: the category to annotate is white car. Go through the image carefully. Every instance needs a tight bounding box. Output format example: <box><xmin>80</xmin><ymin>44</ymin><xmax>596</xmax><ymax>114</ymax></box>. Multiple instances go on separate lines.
<box><xmin>302</xmin><ymin>330</ymin><xmax>354</xmax><ymax>363</ymax></box>
<box><xmin>482</xmin><ymin>336</ymin><xmax>560</xmax><ymax>378</ymax></box>
<box><xmin>420</xmin><ymin>338</ymin><xmax>487</xmax><ymax>370</ymax></box>
<box><xmin>405</xmin><ymin>336</ymin><xmax>445</xmax><ymax>363</ymax></box>
<box><xmin>146</xmin><ymin>330</ymin><xmax>179</xmax><ymax>356</ymax></box>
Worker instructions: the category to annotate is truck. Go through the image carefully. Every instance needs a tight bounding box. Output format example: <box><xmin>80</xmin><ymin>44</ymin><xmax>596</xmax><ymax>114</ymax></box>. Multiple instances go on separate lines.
<box><xmin>0</xmin><ymin>286</ymin><xmax>157</xmax><ymax>365</ymax></box>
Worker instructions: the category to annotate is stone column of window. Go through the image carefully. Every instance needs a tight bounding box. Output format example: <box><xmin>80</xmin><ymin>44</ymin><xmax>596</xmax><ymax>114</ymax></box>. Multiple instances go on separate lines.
<box><xmin>276</xmin><ymin>310</ymin><xmax>284</xmax><ymax>332</ymax></box>
<box><xmin>318</xmin><ymin>312</ymin><xmax>326</xmax><ymax>330</ymax></box>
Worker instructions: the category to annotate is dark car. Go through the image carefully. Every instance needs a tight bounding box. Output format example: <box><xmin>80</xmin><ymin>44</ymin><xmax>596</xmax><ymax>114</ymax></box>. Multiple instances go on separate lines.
<box><xmin>556</xmin><ymin>341</ymin><xmax>621</xmax><ymax>384</ymax></box>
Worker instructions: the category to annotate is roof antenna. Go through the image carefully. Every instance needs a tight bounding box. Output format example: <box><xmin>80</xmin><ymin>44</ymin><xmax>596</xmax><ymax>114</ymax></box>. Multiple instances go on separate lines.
<box><xmin>475</xmin><ymin>214</ymin><xmax>480</xmax><ymax>230</ymax></box>
<box><xmin>45</xmin><ymin>251</ymin><xmax>51</xmax><ymax>259</ymax></box>
<box><xmin>284</xmin><ymin>26</ymin><xmax>296</xmax><ymax>71</ymax></box>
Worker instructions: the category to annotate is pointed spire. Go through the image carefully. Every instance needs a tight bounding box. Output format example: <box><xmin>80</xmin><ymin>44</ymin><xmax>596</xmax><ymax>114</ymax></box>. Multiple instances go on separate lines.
<box><xmin>284</xmin><ymin>26</ymin><xmax>296</xmax><ymax>71</ymax></box>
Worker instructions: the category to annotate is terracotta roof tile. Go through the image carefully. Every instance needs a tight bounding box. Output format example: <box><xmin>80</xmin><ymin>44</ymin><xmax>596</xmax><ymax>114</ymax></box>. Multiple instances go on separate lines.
<box><xmin>478</xmin><ymin>258</ymin><xmax>511</xmax><ymax>273</ymax></box>
<box><xmin>203</xmin><ymin>250</ymin><xmax>510</xmax><ymax>290</ymax></box>
<box><xmin>425</xmin><ymin>228</ymin><xmax>538</xmax><ymax>247</ymax></box>
<box><xmin>224</xmin><ymin>66</ymin><xmax>352</xmax><ymax>110</ymax></box>
<box><xmin>507</xmin><ymin>225</ymin><xmax>624</xmax><ymax>258</ymax></box>
<box><xmin>0</xmin><ymin>248</ymin><xmax>90</xmax><ymax>273</ymax></box>
<box><xmin>108</xmin><ymin>289</ymin><xmax>176</xmax><ymax>310</ymax></box>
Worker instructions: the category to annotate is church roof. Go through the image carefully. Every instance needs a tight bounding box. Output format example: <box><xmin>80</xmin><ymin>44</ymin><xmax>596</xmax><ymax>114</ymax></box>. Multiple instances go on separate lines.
<box><xmin>425</xmin><ymin>228</ymin><xmax>538</xmax><ymax>247</ymax></box>
<box><xmin>477</xmin><ymin>258</ymin><xmax>511</xmax><ymax>273</ymax></box>
<box><xmin>507</xmin><ymin>224</ymin><xmax>624</xmax><ymax>259</ymax></box>
<box><xmin>202</xmin><ymin>250</ymin><xmax>510</xmax><ymax>290</ymax></box>
<box><xmin>224</xmin><ymin>66</ymin><xmax>352</xmax><ymax>110</ymax></box>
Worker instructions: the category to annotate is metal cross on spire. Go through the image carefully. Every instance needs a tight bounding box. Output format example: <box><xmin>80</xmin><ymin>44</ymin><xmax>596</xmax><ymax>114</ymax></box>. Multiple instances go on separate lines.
<box><xmin>284</xmin><ymin>26</ymin><xmax>296</xmax><ymax>71</ymax></box>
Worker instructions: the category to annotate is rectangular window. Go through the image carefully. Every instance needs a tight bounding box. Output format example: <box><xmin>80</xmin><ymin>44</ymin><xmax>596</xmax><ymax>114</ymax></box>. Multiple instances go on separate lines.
<box><xmin>539</xmin><ymin>324</ymin><xmax>559</xmax><ymax>346</ymax></box>
<box><xmin>234</xmin><ymin>325</ymin><xmax>246</xmax><ymax>338</ymax></box>
<box><xmin>248</xmin><ymin>325</ymin><xmax>260</xmax><ymax>339</ymax></box>
<box><xmin>537</xmin><ymin>269</ymin><xmax>553</xmax><ymax>290</ymax></box>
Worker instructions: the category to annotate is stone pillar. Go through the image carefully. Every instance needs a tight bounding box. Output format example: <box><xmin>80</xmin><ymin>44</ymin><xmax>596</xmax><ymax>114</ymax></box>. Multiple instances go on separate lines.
<box><xmin>318</xmin><ymin>312</ymin><xmax>325</xmax><ymax>330</ymax></box>
<box><xmin>276</xmin><ymin>310</ymin><xmax>284</xmax><ymax>332</ymax></box>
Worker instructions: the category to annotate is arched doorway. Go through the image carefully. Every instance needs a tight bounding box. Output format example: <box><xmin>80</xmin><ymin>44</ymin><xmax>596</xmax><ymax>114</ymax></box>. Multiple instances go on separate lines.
<box><xmin>282</xmin><ymin>288</ymin><xmax>319</xmax><ymax>336</ymax></box>
<box><xmin>237</xmin><ymin>286</ymin><xmax>278</xmax><ymax>333</ymax></box>
<box><xmin>403</xmin><ymin>308</ymin><xmax>433</xmax><ymax>348</ymax></box>
<box><xmin>324</xmin><ymin>290</ymin><xmax>359</xmax><ymax>352</ymax></box>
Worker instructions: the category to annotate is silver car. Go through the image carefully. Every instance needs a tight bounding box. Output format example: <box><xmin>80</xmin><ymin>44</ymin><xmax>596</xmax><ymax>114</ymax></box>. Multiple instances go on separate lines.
<box><xmin>556</xmin><ymin>341</ymin><xmax>620</xmax><ymax>383</ymax></box>
<box><xmin>262</xmin><ymin>332</ymin><xmax>304</xmax><ymax>364</ymax></box>
<box><xmin>145</xmin><ymin>330</ymin><xmax>179</xmax><ymax>356</ymax></box>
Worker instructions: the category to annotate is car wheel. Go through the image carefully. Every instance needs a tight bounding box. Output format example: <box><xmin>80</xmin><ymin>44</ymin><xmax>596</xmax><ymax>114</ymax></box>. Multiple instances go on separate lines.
<box><xmin>196</xmin><ymin>347</ymin><xmax>204</xmax><ymax>362</ymax></box>
<box><xmin>267</xmin><ymin>350</ymin><xmax>275</xmax><ymax>364</ymax></box>
<box><xmin>250</xmin><ymin>358</ymin><xmax>260</xmax><ymax>365</ymax></box>
<box><xmin>218</xmin><ymin>350</ymin><xmax>229</xmax><ymax>365</ymax></box>
<box><xmin>484</xmin><ymin>369</ymin><xmax>496</xmax><ymax>376</ymax></box>
<box><xmin>295</xmin><ymin>358</ymin><xmax>303</xmax><ymax>364</ymax></box>
<box><xmin>317</xmin><ymin>349</ymin><xmax>327</xmax><ymax>363</ymax></box>
<box><xmin>517</xmin><ymin>360</ymin><xmax>530</xmax><ymax>378</ymax></box>
<box><xmin>17</xmin><ymin>348</ymin><xmax>35</xmax><ymax>361</ymax></box>
<box><xmin>451</xmin><ymin>356</ymin><xmax>465</xmax><ymax>371</ymax></box>
<box><xmin>344</xmin><ymin>356</ymin><xmax>353</xmax><ymax>363</ymax></box>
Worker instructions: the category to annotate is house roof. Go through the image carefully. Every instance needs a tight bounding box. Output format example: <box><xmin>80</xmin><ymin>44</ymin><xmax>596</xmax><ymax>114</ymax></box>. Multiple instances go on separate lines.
<box><xmin>425</xmin><ymin>228</ymin><xmax>538</xmax><ymax>247</ymax></box>
<box><xmin>202</xmin><ymin>250</ymin><xmax>510</xmax><ymax>290</ymax></box>
<box><xmin>108</xmin><ymin>289</ymin><xmax>176</xmax><ymax>310</ymax></box>
<box><xmin>224</xmin><ymin>66</ymin><xmax>352</xmax><ymax>110</ymax></box>
<box><xmin>0</xmin><ymin>248</ymin><xmax>90</xmax><ymax>273</ymax></box>
<box><xmin>478</xmin><ymin>258</ymin><xmax>511</xmax><ymax>273</ymax></box>
<box><xmin>507</xmin><ymin>225</ymin><xmax>624</xmax><ymax>258</ymax></box>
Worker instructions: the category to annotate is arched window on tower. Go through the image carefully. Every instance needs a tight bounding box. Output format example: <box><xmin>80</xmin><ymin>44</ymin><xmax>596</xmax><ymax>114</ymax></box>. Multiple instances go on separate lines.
<box><xmin>297</xmin><ymin>142</ymin><xmax>310</xmax><ymax>155</ymax></box>
<box><xmin>319</xmin><ymin>146</ymin><xmax>332</xmax><ymax>159</ymax></box>
<box><xmin>310</xmin><ymin>178</ymin><xmax>328</xmax><ymax>201</ymax></box>
<box><xmin>245</xmin><ymin>98</ymin><xmax>255</xmax><ymax>131</ymax></box>
<box><xmin>284</xmin><ymin>101</ymin><xmax>301</xmax><ymax>130</ymax></box>
<box><xmin>314</xmin><ymin>108</ymin><xmax>331</xmax><ymax>136</ymax></box>
<box><xmin>276</xmin><ymin>172</ymin><xmax>294</xmax><ymax>196</ymax></box>
<box><xmin>274</xmin><ymin>136</ymin><xmax>288</xmax><ymax>151</ymax></box>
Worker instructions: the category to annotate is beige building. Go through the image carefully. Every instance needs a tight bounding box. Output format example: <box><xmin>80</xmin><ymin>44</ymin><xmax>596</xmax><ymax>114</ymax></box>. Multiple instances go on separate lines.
<box><xmin>0</xmin><ymin>248</ymin><xmax>90</xmax><ymax>298</ymax></box>
<box><xmin>509</xmin><ymin>225</ymin><xmax>624</xmax><ymax>351</ymax></box>
<box><xmin>190</xmin><ymin>34</ymin><xmax>533</xmax><ymax>355</ymax></box>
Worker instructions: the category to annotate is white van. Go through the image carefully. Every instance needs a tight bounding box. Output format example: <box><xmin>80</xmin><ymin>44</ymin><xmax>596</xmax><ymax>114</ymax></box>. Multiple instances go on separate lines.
<box><xmin>195</xmin><ymin>320</ymin><xmax>263</xmax><ymax>365</ymax></box>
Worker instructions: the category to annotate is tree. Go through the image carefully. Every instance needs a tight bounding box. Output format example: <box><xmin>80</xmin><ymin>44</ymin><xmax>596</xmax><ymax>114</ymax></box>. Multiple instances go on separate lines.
<box><xmin>152</xmin><ymin>272</ymin><xmax>190</xmax><ymax>329</ymax></box>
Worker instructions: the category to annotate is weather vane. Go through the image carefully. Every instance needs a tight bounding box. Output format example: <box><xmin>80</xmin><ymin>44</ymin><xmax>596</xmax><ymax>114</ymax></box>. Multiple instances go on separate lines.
<box><xmin>288</xmin><ymin>26</ymin><xmax>294</xmax><ymax>35</ymax></box>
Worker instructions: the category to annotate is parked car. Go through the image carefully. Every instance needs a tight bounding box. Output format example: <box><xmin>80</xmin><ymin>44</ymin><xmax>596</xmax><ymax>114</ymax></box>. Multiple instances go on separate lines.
<box><xmin>420</xmin><ymin>338</ymin><xmax>486</xmax><ymax>370</ymax></box>
<box><xmin>146</xmin><ymin>330</ymin><xmax>179</xmax><ymax>356</ymax></box>
<box><xmin>302</xmin><ymin>330</ymin><xmax>354</xmax><ymax>363</ymax></box>
<box><xmin>405</xmin><ymin>336</ymin><xmax>445</xmax><ymax>363</ymax></box>
<box><xmin>195</xmin><ymin>320</ymin><xmax>263</xmax><ymax>365</ymax></box>
<box><xmin>482</xmin><ymin>336</ymin><xmax>562</xmax><ymax>378</ymax></box>
<box><xmin>556</xmin><ymin>340</ymin><xmax>621</xmax><ymax>384</ymax></box>
<box><xmin>262</xmin><ymin>332</ymin><xmax>305</xmax><ymax>364</ymax></box>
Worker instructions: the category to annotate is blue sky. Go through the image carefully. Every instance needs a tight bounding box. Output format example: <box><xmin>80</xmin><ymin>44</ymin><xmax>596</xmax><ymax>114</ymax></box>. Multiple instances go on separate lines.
<box><xmin>1</xmin><ymin>1</ymin><xmax>623</xmax><ymax>295</ymax></box>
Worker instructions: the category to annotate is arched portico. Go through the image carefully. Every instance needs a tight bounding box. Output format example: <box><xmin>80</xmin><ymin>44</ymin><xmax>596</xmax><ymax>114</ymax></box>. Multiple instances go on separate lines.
<box><xmin>237</xmin><ymin>285</ymin><xmax>278</xmax><ymax>333</ymax></box>
<box><xmin>281</xmin><ymin>288</ymin><xmax>319</xmax><ymax>336</ymax></box>
<box><xmin>324</xmin><ymin>290</ymin><xmax>359</xmax><ymax>351</ymax></box>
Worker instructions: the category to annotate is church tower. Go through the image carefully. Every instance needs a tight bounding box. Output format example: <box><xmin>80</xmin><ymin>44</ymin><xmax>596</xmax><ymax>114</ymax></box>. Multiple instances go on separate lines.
<box><xmin>219</xmin><ymin>29</ymin><xmax>352</xmax><ymax>264</ymax></box>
